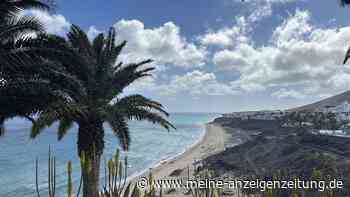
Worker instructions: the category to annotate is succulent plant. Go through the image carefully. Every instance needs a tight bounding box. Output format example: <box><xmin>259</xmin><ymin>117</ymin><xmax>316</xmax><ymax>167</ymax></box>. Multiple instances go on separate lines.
<box><xmin>35</xmin><ymin>148</ymin><xmax>338</xmax><ymax>197</ymax></box>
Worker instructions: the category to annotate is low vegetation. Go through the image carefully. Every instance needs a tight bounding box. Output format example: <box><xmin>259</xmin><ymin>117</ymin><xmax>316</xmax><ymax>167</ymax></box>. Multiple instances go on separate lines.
<box><xmin>35</xmin><ymin>149</ymin><xmax>162</xmax><ymax>197</ymax></box>
<box><xmin>35</xmin><ymin>147</ymin><xmax>344</xmax><ymax>197</ymax></box>
<box><xmin>35</xmin><ymin>149</ymin><xmax>225</xmax><ymax>197</ymax></box>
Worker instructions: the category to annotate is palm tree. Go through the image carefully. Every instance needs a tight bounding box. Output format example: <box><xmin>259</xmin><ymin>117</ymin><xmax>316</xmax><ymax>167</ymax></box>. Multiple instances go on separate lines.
<box><xmin>340</xmin><ymin>0</ymin><xmax>350</xmax><ymax>6</ymax></box>
<box><xmin>0</xmin><ymin>0</ymin><xmax>52</xmax><ymax>135</ymax></box>
<box><xmin>341</xmin><ymin>0</ymin><xmax>350</xmax><ymax>65</ymax></box>
<box><xmin>23</xmin><ymin>25</ymin><xmax>175</xmax><ymax>197</ymax></box>
<box><xmin>0</xmin><ymin>2</ymin><xmax>172</xmax><ymax>196</ymax></box>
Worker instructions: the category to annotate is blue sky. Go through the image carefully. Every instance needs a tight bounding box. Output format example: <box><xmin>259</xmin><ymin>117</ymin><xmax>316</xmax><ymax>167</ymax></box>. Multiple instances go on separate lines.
<box><xmin>28</xmin><ymin>0</ymin><xmax>350</xmax><ymax>113</ymax></box>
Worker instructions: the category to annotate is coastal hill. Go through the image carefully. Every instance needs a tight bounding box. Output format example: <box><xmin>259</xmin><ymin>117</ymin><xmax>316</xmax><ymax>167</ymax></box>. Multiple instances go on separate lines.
<box><xmin>202</xmin><ymin>118</ymin><xmax>350</xmax><ymax>195</ymax></box>
<box><xmin>291</xmin><ymin>90</ymin><xmax>350</xmax><ymax>112</ymax></box>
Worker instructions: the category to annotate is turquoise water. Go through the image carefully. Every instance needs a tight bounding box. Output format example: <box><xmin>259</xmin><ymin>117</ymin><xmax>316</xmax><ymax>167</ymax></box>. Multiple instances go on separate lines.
<box><xmin>0</xmin><ymin>113</ymin><xmax>218</xmax><ymax>197</ymax></box>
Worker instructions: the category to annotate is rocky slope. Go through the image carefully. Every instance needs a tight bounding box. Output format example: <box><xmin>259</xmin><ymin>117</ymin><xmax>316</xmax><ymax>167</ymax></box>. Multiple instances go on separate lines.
<box><xmin>202</xmin><ymin>117</ymin><xmax>350</xmax><ymax>196</ymax></box>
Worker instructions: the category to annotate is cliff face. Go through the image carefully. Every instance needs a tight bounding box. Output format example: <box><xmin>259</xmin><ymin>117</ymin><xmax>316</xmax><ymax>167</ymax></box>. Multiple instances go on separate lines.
<box><xmin>205</xmin><ymin>118</ymin><xmax>350</xmax><ymax>195</ymax></box>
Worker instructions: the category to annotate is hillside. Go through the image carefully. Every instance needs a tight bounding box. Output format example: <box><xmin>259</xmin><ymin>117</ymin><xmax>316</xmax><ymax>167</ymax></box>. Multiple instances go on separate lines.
<box><xmin>204</xmin><ymin>118</ymin><xmax>350</xmax><ymax>196</ymax></box>
<box><xmin>291</xmin><ymin>90</ymin><xmax>350</xmax><ymax>112</ymax></box>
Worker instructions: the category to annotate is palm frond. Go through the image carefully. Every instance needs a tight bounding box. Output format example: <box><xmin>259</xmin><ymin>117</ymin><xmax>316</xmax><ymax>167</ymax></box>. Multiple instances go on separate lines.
<box><xmin>112</xmin><ymin>59</ymin><xmax>154</xmax><ymax>94</ymax></box>
<box><xmin>58</xmin><ymin>118</ymin><xmax>74</xmax><ymax>140</ymax></box>
<box><xmin>344</xmin><ymin>46</ymin><xmax>350</xmax><ymax>64</ymax></box>
<box><xmin>67</xmin><ymin>25</ymin><xmax>94</xmax><ymax>60</ymax></box>
<box><xmin>124</xmin><ymin>108</ymin><xmax>175</xmax><ymax>131</ymax></box>
<box><xmin>0</xmin><ymin>93</ymin><xmax>56</xmax><ymax>122</ymax></box>
<box><xmin>102</xmin><ymin>28</ymin><xmax>126</xmax><ymax>66</ymax></box>
<box><xmin>0</xmin><ymin>76</ymin><xmax>51</xmax><ymax>96</ymax></box>
<box><xmin>106</xmin><ymin>113</ymin><xmax>130</xmax><ymax>150</ymax></box>
<box><xmin>340</xmin><ymin>0</ymin><xmax>350</xmax><ymax>6</ymax></box>
<box><xmin>0</xmin><ymin>0</ymin><xmax>50</xmax><ymax>19</ymax></box>
<box><xmin>1</xmin><ymin>64</ymin><xmax>84</xmax><ymax>102</ymax></box>
<box><xmin>7</xmin><ymin>34</ymin><xmax>92</xmax><ymax>82</ymax></box>
<box><xmin>5</xmin><ymin>0</ymin><xmax>50</xmax><ymax>11</ymax></box>
<box><xmin>109</xmin><ymin>103</ymin><xmax>175</xmax><ymax>131</ymax></box>
<box><xmin>113</xmin><ymin>40</ymin><xmax>126</xmax><ymax>62</ymax></box>
<box><xmin>103</xmin><ymin>27</ymin><xmax>116</xmax><ymax>64</ymax></box>
<box><xmin>0</xmin><ymin>15</ymin><xmax>44</xmax><ymax>41</ymax></box>
<box><xmin>30</xmin><ymin>101</ymin><xmax>87</xmax><ymax>138</ymax></box>
<box><xmin>31</xmin><ymin>109</ymin><xmax>59</xmax><ymax>138</ymax></box>
<box><xmin>115</xmin><ymin>94</ymin><xmax>169</xmax><ymax>116</ymax></box>
<box><xmin>95</xmin><ymin>31</ymin><xmax>125</xmax><ymax>81</ymax></box>
<box><xmin>92</xmin><ymin>33</ymin><xmax>104</xmax><ymax>64</ymax></box>
<box><xmin>0</xmin><ymin>117</ymin><xmax>5</xmax><ymax>136</ymax></box>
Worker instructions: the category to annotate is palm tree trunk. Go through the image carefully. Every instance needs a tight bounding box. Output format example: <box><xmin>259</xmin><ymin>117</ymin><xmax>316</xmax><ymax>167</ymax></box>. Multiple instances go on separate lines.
<box><xmin>78</xmin><ymin>120</ymin><xmax>104</xmax><ymax>197</ymax></box>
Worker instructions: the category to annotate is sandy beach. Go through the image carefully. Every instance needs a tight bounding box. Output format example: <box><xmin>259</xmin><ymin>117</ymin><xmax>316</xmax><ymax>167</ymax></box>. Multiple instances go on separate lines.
<box><xmin>134</xmin><ymin>123</ymin><xmax>231</xmax><ymax>196</ymax></box>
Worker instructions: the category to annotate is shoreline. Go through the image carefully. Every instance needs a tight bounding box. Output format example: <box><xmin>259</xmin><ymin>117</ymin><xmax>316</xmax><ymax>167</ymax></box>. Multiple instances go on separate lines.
<box><xmin>126</xmin><ymin>123</ymin><xmax>209</xmax><ymax>181</ymax></box>
<box><xmin>132</xmin><ymin>123</ymin><xmax>230</xmax><ymax>196</ymax></box>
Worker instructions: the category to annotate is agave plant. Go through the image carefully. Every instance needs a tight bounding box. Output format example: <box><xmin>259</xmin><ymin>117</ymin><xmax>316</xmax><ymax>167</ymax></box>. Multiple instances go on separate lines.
<box><xmin>36</xmin><ymin>148</ymin><xmax>163</xmax><ymax>197</ymax></box>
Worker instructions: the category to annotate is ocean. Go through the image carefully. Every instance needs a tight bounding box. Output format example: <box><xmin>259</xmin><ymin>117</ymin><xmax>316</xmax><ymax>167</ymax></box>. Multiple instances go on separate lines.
<box><xmin>0</xmin><ymin>113</ymin><xmax>218</xmax><ymax>197</ymax></box>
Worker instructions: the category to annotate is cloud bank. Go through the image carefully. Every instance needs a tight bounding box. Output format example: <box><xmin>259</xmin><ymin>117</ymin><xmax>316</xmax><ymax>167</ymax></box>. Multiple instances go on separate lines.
<box><xmin>208</xmin><ymin>10</ymin><xmax>350</xmax><ymax>99</ymax></box>
<box><xmin>25</xmin><ymin>7</ymin><xmax>350</xmax><ymax>102</ymax></box>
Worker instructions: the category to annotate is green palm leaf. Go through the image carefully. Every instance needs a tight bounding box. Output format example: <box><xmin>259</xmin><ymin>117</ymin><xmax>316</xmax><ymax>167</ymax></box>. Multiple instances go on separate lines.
<box><xmin>114</xmin><ymin>94</ymin><xmax>169</xmax><ymax>116</ymax></box>
<box><xmin>58</xmin><ymin>118</ymin><xmax>74</xmax><ymax>140</ymax></box>
<box><xmin>1</xmin><ymin>19</ymin><xmax>174</xmax><ymax>195</ymax></box>
<box><xmin>31</xmin><ymin>110</ymin><xmax>58</xmax><ymax>138</ymax></box>
<box><xmin>106</xmin><ymin>113</ymin><xmax>130</xmax><ymax>150</ymax></box>
<box><xmin>30</xmin><ymin>101</ymin><xmax>87</xmax><ymax>138</ymax></box>
<box><xmin>0</xmin><ymin>0</ymin><xmax>50</xmax><ymax>20</ymax></box>
<box><xmin>340</xmin><ymin>0</ymin><xmax>350</xmax><ymax>6</ymax></box>
<box><xmin>0</xmin><ymin>15</ymin><xmax>44</xmax><ymax>41</ymax></box>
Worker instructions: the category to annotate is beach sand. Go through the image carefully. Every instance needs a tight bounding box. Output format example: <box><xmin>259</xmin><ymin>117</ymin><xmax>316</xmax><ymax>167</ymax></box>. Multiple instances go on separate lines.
<box><xmin>134</xmin><ymin>123</ymin><xmax>231</xmax><ymax>196</ymax></box>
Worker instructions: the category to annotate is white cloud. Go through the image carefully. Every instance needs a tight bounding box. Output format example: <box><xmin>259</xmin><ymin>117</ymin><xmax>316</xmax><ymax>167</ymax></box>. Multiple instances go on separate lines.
<box><xmin>157</xmin><ymin>70</ymin><xmax>238</xmax><ymax>96</ymax></box>
<box><xmin>198</xmin><ymin>0</ymin><xmax>304</xmax><ymax>48</ymax></box>
<box><xmin>113</xmin><ymin>20</ymin><xmax>207</xmax><ymax>68</ymax></box>
<box><xmin>247</xmin><ymin>2</ymin><xmax>273</xmax><ymax>23</ymax></box>
<box><xmin>272</xmin><ymin>9</ymin><xmax>312</xmax><ymax>46</ymax></box>
<box><xmin>198</xmin><ymin>17</ymin><xmax>249</xmax><ymax>47</ymax></box>
<box><xmin>213</xmin><ymin>47</ymin><xmax>253</xmax><ymax>71</ymax></box>
<box><xmin>25</xmin><ymin>10</ymin><xmax>70</xmax><ymax>35</ymax></box>
<box><xmin>124</xmin><ymin>75</ymin><xmax>158</xmax><ymax>93</ymax></box>
<box><xmin>87</xmin><ymin>26</ymin><xmax>102</xmax><ymax>40</ymax></box>
<box><xmin>212</xmin><ymin>10</ymin><xmax>350</xmax><ymax>98</ymax></box>
<box><xmin>234</xmin><ymin>0</ymin><xmax>303</xmax><ymax>23</ymax></box>
<box><xmin>272</xmin><ymin>88</ymin><xmax>306</xmax><ymax>99</ymax></box>
<box><xmin>236</xmin><ymin>0</ymin><xmax>299</xmax><ymax>2</ymax></box>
